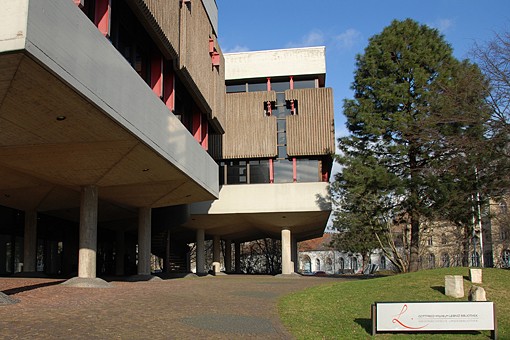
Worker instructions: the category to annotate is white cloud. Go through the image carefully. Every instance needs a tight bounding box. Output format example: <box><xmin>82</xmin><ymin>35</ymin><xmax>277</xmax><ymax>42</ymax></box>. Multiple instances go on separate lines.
<box><xmin>223</xmin><ymin>45</ymin><xmax>250</xmax><ymax>53</ymax></box>
<box><xmin>334</xmin><ymin>28</ymin><xmax>362</xmax><ymax>50</ymax></box>
<box><xmin>286</xmin><ymin>30</ymin><xmax>326</xmax><ymax>48</ymax></box>
<box><xmin>429</xmin><ymin>18</ymin><xmax>454</xmax><ymax>33</ymax></box>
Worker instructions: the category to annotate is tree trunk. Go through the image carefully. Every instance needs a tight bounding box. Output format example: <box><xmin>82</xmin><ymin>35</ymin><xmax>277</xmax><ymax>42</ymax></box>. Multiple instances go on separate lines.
<box><xmin>408</xmin><ymin>145</ymin><xmax>420</xmax><ymax>272</ymax></box>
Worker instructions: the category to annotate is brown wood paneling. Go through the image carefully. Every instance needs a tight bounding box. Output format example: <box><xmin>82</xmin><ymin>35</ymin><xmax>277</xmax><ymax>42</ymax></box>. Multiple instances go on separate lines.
<box><xmin>285</xmin><ymin>88</ymin><xmax>335</xmax><ymax>156</ymax></box>
<box><xmin>217</xmin><ymin>92</ymin><xmax>277</xmax><ymax>159</ymax></box>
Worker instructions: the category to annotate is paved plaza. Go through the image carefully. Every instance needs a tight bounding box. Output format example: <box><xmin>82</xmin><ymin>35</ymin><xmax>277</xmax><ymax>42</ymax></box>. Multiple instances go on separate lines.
<box><xmin>0</xmin><ymin>275</ymin><xmax>339</xmax><ymax>339</ymax></box>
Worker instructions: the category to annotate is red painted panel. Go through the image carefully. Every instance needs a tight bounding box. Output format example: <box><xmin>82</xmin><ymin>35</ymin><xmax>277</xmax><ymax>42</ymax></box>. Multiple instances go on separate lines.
<box><xmin>269</xmin><ymin>159</ymin><xmax>274</xmax><ymax>183</ymax></box>
<box><xmin>290</xmin><ymin>76</ymin><xmax>294</xmax><ymax>90</ymax></box>
<box><xmin>201</xmin><ymin>118</ymin><xmax>208</xmax><ymax>150</ymax></box>
<box><xmin>151</xmin><ymin>55</ymin><xmax>163</xmax><ymax>98</ymax></box>
<box><xmin>192</xmin><ymin>111</ymin><xmax>202</xmax><ymax>142</ymax></box>
<box><xmin>266</xmin><ymin>78</ymin><xmax>271</xmax><ymax>91</ymax></box>
<box><xmin>94</xmin><ymin>0</ymin><xmax>110</xmax><ymax>37</ymax></box>
<box><xmin>212</xmin><ymin>52</ymin><xmax>220</xmax><ymax>66</ymax></box>
<box><xmin>163</xmin><ymin>66</ymin><xmax>175</xmax><ymax>112</ymax></box>
<box><xmin>293</xmin><ymin>158</ymin><xmax>297</xmax><ymax>182</ymax></box>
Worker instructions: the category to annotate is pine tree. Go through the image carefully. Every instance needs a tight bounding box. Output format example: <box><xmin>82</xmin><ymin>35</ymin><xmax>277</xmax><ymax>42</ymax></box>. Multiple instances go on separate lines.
<box><xmin>334</xmin><ymin>19</ymin><xmax>495</xmax><ymax>272</ymax></box>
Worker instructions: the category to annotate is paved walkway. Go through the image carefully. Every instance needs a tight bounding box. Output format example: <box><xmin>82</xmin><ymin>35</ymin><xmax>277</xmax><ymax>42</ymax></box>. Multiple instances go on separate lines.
<box><xmin>0</xmin><ymin>275</ymin><xmax>343</xmax><ymax>339</ymax></box>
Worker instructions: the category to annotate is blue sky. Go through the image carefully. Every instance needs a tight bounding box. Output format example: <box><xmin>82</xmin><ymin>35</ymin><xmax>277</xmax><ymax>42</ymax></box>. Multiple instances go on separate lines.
<box><xmin>217</xmin><ymin>0</ymin><xmax>510</xmax><ymax>141</ymax></box>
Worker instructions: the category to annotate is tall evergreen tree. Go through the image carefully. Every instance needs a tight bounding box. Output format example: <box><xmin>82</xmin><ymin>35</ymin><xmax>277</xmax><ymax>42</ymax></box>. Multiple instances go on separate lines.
<box><xmin>334</xmin><ymin>19</ymin><xmax>494</xmax><ymax>271</ymax></box>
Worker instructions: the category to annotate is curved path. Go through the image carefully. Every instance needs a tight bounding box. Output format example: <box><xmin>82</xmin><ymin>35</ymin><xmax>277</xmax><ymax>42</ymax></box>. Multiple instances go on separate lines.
<box><xmin>0</xmin><ymin>275</ymin><xmax>343</xmax><ymax>339</ymax></box>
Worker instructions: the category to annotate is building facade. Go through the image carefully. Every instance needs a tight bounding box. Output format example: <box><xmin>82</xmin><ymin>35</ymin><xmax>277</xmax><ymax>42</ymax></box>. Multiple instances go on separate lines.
<box><xmin>0</xmin><ymin>0</ymin><xmax>334</xmax><ymax>279</ymax></box>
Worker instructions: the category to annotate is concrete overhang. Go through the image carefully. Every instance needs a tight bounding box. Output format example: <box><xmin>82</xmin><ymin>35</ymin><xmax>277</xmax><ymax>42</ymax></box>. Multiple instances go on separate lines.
<box><xmin>184</xmin><ymin>182</ymin><xmax>331</xmax><ymax>242</ymax></box>
<box><xmin>0</xmin><ymin>0</ymin><xmax>218</xmax><ymax>221</ymax></box>
<box><xmin>225</xmin><ymin>47</ymin><xmax>326</xmax><ymax>84</ymax></box>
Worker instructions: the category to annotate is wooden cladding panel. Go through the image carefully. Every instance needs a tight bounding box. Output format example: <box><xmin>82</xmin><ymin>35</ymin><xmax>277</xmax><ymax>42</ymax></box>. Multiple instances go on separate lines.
<box><xmin>219</xmin><ymin>92</ymin><xmax>277</xmax><ymax>159</ymax></box>
<box><xmin>136</xmin><ymin>0</ymin><xmax>180</xmax><ymax>57</ymax></box>
<box><xmin>285</xmin><ymin>88</ymin><xmax>335</xmax><ymax>156</ymax></box>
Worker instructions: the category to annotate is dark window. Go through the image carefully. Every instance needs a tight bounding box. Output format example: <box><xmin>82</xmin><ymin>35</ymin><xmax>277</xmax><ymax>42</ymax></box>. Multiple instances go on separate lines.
<box><xmin>249</xmin><ymin>160</ymin><xmax>270</xmax><ymax>184</ymax></box>
<box><xmin>226</xmin><ymin>161</ymin><xmax>247</xmax><ymax>185</ymax></box>
<box><xmin>248</xmin><ymin>82</ymin><xmax>267</xmax><ymax>92</ymax></box>
<box><xmin>219</xmin><ymin>162</ymin><xmax>225</xmax><ymax>185</ymax></box>
<box><xmin>226</xmin><ymin>84</ymin><xmax>246</xmax><ymax>93</ymax></box>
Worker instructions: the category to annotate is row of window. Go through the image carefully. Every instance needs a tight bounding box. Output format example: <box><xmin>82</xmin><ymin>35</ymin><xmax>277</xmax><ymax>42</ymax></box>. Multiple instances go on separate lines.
<box><xmin>219</xmin><ymin>159</ymin><xmax>321</xmax><ymax>185</ymax></box>
<box><xmin>226</xmin><ymin>79</ymin><xmax>317</xmax><ymax>93</ymax></box>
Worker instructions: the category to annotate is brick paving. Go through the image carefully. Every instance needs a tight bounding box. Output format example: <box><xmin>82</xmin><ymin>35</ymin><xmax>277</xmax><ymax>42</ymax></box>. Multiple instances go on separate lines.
<box><xmin>0</xmin><ymin>275</ymin><xmax>342</xmax><ymax>339</ymax></box>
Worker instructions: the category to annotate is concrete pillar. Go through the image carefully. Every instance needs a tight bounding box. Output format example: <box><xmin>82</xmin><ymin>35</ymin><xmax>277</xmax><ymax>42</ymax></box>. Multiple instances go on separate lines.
<box><xmin>164</xmin><ymin>230</ymin><xmax>171</xmax><ymax>273</ymax></box>
<box><xmin>235</xmin><ymin>241</ymin><xmax>241</xmax><ymax>273</ymax></box>
<box><xmin>291</xmin><ymin>235</ymin><xmax>298</xmax><ymax>273</ymax></box>
<box><xmin>78</xmin><ymin>186</ymin><xmax>98</xmax><ymax>278</ymax></box>
<box><xmin>281</xmin><ymin>228</ymin><xmax>293</xmax><ymax>275</ymax></box>
<box><xmin>46</xmin><ymin>240</ymin><xmax>59</xmax><ymax>274</ymax></box>
<box><xmin>137</xmin><ymin>207</ymin><xmax>151</xmax><ymax>276</ymax></box>
<box><xmin>213</xmin><ymin>235</ymin><xmax>221</xmax><ymax>273</ymax></box>
<box><xmin>196</xmin><ymin>229</ymin><xmax>205</xmax><ymax>274</ymax></box>
<box><xmin>115</xmin><ymin>231</ymin><xmax>125</xmax><ymax>276</ymax></box>
<box><xmin>23</xmin><ymin>210</ymin><xmax>37</xmax><ymax>272</ymax></box>
<box><xmin>224</xmin><ymin>240</ymin><xmax>232</xmax><ymax>273</ymax></box>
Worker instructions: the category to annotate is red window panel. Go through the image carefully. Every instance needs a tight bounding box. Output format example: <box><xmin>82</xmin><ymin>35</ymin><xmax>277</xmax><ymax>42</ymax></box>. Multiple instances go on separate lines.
<box><xmin>212</xmin><ymin>52</ymin><xmax>220</xmax><ymax>67</ymax></box>
<box><xmin>192</xmin><ymin>111</ymin><xmax>202</xmax><ymax>143</ymax></box>
<box><xmin>94</xmin><ymin>0</ymin><xmax>111</xmax><ymax>37</ymax></box>
<box><xmin>201</xmin><ymin>118</ymin><xmax>208</xmax><ymax>150</ymax></box>
<box><xmin>150</xmin><ymin>55</ymin><xmax>163</xmax><ymax>98</ymax></box>
<box><xmin>266</xmin><ymin>77</ymin><xmax>271</xmax><ymax>91</ymax></box>
<box><xmin>163</xmin><ymin>65</ymin><xmax>175</xmax><ymax>112</ymax></box>
<box><xmin>290</xmin><ymin>76</ymin><xmax>294</xmax><ymax>90</ymax></box>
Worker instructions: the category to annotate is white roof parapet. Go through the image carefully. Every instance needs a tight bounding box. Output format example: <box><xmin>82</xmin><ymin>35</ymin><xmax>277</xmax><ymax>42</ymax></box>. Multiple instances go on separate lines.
<box><xmin>224</xmin><ymin>46</ymin><xmax>326</xmax><ymax>81</ymax></box>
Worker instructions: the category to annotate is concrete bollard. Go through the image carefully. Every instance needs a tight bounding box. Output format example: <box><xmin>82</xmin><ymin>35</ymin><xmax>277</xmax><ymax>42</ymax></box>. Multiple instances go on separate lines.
<box><xmin>212</xmin><ymin>261</ymin><xmax>221</xmax><ymax>275</ymax></box>
<box><xmin>469</xmin><ymin>268</ymin><xmax>482</xmax><ymax>284</ymax></box>
<box><xmin>468</xmin><ymin>285</ymin><xmax>487</xmax><ymax>301</ymax></box>
<box><xmin>445</xmin><ymin>275</ymin><xmax>464</xmax><ymax>298</ymax></box>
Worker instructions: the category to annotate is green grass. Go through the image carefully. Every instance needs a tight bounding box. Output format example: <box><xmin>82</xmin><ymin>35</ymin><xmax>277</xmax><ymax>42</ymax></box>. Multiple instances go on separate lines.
<box><xmin>279</xmin><ymin>268</ymin><xmax>510</xmax><ymax>339</ymax></box>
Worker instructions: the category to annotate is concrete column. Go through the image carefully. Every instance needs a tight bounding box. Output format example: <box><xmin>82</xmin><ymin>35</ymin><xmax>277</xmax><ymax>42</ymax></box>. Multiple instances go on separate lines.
<box><xmin>235</xmin><ymin>241</ymin><xmax>241</xmax><ymax>273</ymax></box>
<box><xmin>196</xmin><ymin>229</ymin><xmax>205</xmax><ymax>274</ymax></box>
<box><xmin>115</xmin><ymin>231</ymin><xmax>125</xmax><ymax>276</ymax></box>
<box><xmin>23</xmin><ymin>210</ymin><xmax>37</xmax><ymax>272</ymax></box>
<box><xmin>224</xmin><ymin>240</ymin><xmax>232</xmax><ymax>273</ymax></box>
<box><xmin>213</xmin><ymin>235</ymin><xmax>221</xmax><ymax>273</ymax></box>
<box><xmin>281</xmin><ymin>228</ymin><xmax>293</xmax><ymax>275</ymax></box>
<box><xmin>46</xmin><ymin>240</ymin><xmax>59</xmax><ymax>274</ymax></box>
<box><xmin>291</xmin><ymin>236</ymin><xmax>298</xmax><ymax>273</ymax></box>
<box><xmin>164</xmin><ymin>230</ymin><xmax>171</xmax><ymax>273</ymax></box>
<box><xmin>137</xmin><ymin>207</ymin><xmax>151</xmax><ymax>276</ymax></box>
<box><xmin>78</xmin><ymin>186</ymin><xmax>98</xmax><ymax>278</ymax></box>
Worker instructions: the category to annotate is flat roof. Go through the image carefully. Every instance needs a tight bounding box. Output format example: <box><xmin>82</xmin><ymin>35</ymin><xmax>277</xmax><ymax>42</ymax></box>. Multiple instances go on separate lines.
<box><xmin>224</xmin><ymin>46</ymin><xmax>326</xmax><ymax>81</ymax></box>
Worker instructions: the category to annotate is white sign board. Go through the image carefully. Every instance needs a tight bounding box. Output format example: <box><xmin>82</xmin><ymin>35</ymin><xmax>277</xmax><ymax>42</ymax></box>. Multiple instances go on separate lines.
<box><xmin>376</xmin><ymin>302</ymin><xmax>494</xmax><ymax>332</ymax></box>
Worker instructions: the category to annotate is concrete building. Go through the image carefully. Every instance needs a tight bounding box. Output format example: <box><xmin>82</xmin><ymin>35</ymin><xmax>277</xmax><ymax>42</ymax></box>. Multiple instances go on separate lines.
<box><xmin>0</xmin><ymin>0</ymin><xmax>334</xmax><ymax>279</ymax></box>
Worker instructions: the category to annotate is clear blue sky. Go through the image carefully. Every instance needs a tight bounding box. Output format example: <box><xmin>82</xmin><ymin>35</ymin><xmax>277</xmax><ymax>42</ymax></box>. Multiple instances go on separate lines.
<box><xmin>217</xmin><ymin>0</ymin><xmax>510</xmax><ymax>140</ymax></box>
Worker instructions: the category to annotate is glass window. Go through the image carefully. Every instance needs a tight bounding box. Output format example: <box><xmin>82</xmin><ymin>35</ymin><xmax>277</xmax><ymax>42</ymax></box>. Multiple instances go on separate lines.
<box><xmin>218</xmin><ymin>162</ymin><xmax>225</xmax><ymax>185</ymax></box>
<box><xmin>277</xmin><ymin>119</ymin><xmax>286</xmax><ymax>132</ymax></box>
<box><xmin>271</xmin><ymin>81</ymin><xmax>290</xmax><ymax>92</ymax></box>
<box><xmin>248</xmin><ymin>82</ymin><xmax>267</xmax><ymax>92</ymax></box>
<box><xmin>277</xmin><ymin>133</ymin><xmax>286</xmax><ymax>145</ymax></box>
<box><xmin>226</xmin><ymin>84</ymin><xmax>246</xmax><ymax>93</ymax></box>
<box><xmin>296</xmin><ymin>159</ymin><xmax>319</xmax><ymax>182</ymax></box>
<box><xmin>249</xmin><ymin>160</ymin><xmax>270</xmax><ymax>184</ymax></box>
<box><xmin>293</xmin><ymin>79</ymin><xmax>316</xmax><ymax>89</ymax></box>
<box><xmin>273</xmin><ymin>159</ymin><xmax>293</xmax><ymax>183</ymax></box>
<box><xmin>226</xmin><ymin>161</ymin><xmax>247</xmax><ymax>185</ymax></box>
<box><xmin>277</xmin><ymin>146</ymin><xmax>287</xmax><ymax>159</ymax></box>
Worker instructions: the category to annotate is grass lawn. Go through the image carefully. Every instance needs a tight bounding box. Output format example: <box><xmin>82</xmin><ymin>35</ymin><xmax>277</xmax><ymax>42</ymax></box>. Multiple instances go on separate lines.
<box><xmin>279</xmin><ymin>267</ymin><xmax>509</xmax><ymax>339</ymax></box>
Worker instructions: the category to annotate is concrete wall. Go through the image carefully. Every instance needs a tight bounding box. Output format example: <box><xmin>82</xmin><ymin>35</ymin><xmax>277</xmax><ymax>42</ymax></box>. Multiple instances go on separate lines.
<box><xmin>1</xmin><ymin>0</ymin><xmax>218</xmax><ymax>197</ymax></box>
<box><xmin>225</xmin><ymin>47</ymin><xmax>326</xmax><ymax>81</ymax></box>
<box><xmin>191</xmin><ymin>182</ymin><xmax>330</xmax><ymax>215</ymax></box>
